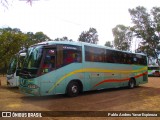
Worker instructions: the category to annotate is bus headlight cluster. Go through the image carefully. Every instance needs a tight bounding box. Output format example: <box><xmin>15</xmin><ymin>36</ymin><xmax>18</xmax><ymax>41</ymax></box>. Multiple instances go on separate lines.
<box><xmin>28</xmin><ymin>84</ymin><xmax>39</xmax><ymax>89</ymax></box>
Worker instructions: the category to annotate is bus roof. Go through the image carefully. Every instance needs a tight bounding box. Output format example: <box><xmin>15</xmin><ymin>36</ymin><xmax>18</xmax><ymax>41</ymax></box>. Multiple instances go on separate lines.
<box><xmin>30</xmin><ymin>41</ymin><xmax>147</xmax><ymax>56</ymax></box>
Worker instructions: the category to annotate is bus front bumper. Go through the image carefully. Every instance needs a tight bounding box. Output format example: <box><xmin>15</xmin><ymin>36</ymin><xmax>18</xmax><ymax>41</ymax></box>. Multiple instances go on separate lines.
<box><xmin>7</xmin><ymin>81</ymin><xmax>18</xmax><ymax>87</ymax></box>
<box><xmin>19</xmin><ymin>86</ymin><xmax>40</xmax><ymax>96</ymax></box>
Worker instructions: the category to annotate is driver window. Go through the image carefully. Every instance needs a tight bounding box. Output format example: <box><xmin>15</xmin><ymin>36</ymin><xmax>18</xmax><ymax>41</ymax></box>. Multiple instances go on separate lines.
<box><xmin>42</xmin><ymin>49</ymin><xmax>56</xmax><ymax>74</ymax></box>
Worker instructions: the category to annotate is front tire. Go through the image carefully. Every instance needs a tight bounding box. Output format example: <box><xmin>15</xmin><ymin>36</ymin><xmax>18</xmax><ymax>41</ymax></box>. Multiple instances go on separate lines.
<box><xmin>66</xmin><ymin>81</ymin><xmax>80</xmax><ymax>97</ymax></box>
<box><xmin>128</xmin><ymin>78</ymin><xmax>135</xmax><ymax>89</ymax></box>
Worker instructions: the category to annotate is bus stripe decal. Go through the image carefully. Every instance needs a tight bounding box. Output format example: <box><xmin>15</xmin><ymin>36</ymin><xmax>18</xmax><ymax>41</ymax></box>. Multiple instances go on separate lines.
<box><xmin>93</xmin><ymin>71</ymin><xmax>147</xmax><ymax>88</ymax></box>
<box><xmin>48</xmin><ymin>67</ymin><xmax>147</xmax><ymax>93</ymax></box>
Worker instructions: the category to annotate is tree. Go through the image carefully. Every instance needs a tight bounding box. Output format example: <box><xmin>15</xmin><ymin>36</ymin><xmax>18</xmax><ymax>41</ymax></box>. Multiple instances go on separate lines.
<box><xmin>78</xmin><ymin>28</ymin><xmax>99</xmax><ymax>44</ymax></box>
<box><xmin>33</xmin><ymin>32</ymin><xmax>51</xmax><ymax>43</ymax></box>
<box><xmin>112</xmin><ymin>25</ymin><xmax>132</xmax><ymax>51</ymax></box>
<box><xmin>23</xmin><ymin>32</ymin><xmax>35</xmax><ymax>48</ymax></box>
<box><xmin>54</xmin><ymin>36</ymin><xmax>73</xmax><ymax>41</ymax></box>
<box><xmin>22</xmin><ymin>31</ymin><xmax>51</xmax><ymax>49</ymax></box>
<box><xmin>129</xmin><ymin>6</ymin><xmax>160</xmax><ymax>65</ymax></box>
<box><xmin>0</xmin><ymin>27</ymin><xmax>26</xmax><ymax>73</ymax></box>
<box><xmin>104</xmin><ymin>41</ymin><xmax>113</xmax><ymax>48</ymax></box>
<box><xmin>0</xmin><ymin>27</ymin><xmax>51</xmax><ymax>74</ymax></box>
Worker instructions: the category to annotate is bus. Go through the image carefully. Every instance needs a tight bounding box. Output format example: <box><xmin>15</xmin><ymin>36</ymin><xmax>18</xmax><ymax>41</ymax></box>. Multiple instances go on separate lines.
<box><xmin>148</xmin><ymin>66</ymin><xmax>160</xmax><ymax>77</ymax></box>
<box><xmin>19</xmin><ymin>41</ymin><xmax>148</xmax><ymax>97</ymax></box>
<box><xmin>7</xmin><ymin>52</ymin><xmax>26</xmax><ymax>87</ymax></box>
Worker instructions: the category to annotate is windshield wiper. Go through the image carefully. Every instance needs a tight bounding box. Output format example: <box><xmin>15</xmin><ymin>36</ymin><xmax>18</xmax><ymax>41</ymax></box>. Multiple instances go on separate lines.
<box><xmin>20</xmin><ymin>69</ymin><xmax>33</xmax><ymax>78</ymax></box>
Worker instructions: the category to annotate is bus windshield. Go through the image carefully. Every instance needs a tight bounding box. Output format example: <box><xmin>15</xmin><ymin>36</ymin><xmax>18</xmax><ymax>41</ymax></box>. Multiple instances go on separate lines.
<box><xmin>17</xmin><ymin>55</ymin><xmax>26</xmax><ymax>69</ymax></box>
<box><xmin>20</xmin><ymin>46</ymin><xmax>43</xmax><ymax>78</ymax></box>
<box><xmin>7</xmin><ymin>55</ymin><xmax>17</xmax><ymax>75</ymax></box>
<box><xmin>23</xmin><ymin>46</ymin><xmax>43</xmax><ymax>69</ymax></box>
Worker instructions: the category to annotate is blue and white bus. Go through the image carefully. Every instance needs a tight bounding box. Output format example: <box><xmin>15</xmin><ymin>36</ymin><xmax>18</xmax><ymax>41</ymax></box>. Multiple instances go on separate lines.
<box><xmin>7</xmin><ymin>52</ymin><xmax>26</xmax><ymax>87</ymax></box>
<box><xmin>148</xmin><ymin>65</ymin><xmax>160</xmax><ymax>77</ymax></box>
<box><xmin>19</xmin><ymin>41</ymin><xmax>148</xmax><ymax>97</ymax></box>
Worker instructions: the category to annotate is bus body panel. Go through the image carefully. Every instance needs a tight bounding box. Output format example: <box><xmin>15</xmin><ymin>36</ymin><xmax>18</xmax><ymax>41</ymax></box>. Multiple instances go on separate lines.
<box><xmin>19</xmin><ymin>63</ymin><xmax>147</xmax><ymax>96</ymax></box>
<box><xmin>7</xmin><ymin>52</ymin><xmax>26</xmax><ymax>87</ymax></box>
<box><xmin>7</xmin><ymin>73</ymin><xmax>19</xmax><ymax>87</ymax></box>
<box><xmin>19</xmin><ymin>77</ymin><xmax>40</xmax><ymax>96</ymax></box>
<box><xmin>148</xmin><ymin>66</ymin><xmax>160</xmax><ymax>77</ymax></box>
<box><xmin>19</xmin><ymin>41</ymin><xmax>148</xmax><ymax>96</ymax></box>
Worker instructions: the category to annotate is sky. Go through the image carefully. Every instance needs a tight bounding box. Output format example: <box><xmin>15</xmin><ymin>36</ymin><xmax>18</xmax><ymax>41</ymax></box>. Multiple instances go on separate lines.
<box><xmin>0</xmin><ymin>0</ymin><xmax>160</xmax><ymax>46</ymax></box>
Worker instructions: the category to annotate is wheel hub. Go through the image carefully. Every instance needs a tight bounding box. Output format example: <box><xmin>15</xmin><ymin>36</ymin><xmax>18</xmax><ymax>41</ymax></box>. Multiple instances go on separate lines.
<box><xmin>72</xmin><ymin>85</ymin><xmax>77</xmax><ymax>93</ymax></box>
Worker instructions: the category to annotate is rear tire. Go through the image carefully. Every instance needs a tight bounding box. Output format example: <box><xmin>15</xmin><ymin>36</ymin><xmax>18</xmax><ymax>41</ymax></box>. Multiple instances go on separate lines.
<box><xmin>66</xmin><ymin>81</ymin><xmax>80</xmax><ymax>97</ymax></box>
<box><xmin>128</xmin><ymin>78</ymin><xmax>135</xmax><ymax>89</ymax></box>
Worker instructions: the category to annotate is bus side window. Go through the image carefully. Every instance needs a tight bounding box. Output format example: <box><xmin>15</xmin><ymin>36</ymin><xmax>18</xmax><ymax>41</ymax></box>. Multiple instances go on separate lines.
<box><xmin>74</xmin><ymin>53</ymin><xmax>81</xmax><ymax>62</ymax></box>
<box><xmin>62</xmin><ymin>45</ymin><xmax>82</xmax><ymax>66</ymax></box>
<box><xmin>133</xmin><ymin>57</ymin><xmax>137</xmax><ymax>64</ymax></box>
<box><xmin>65</xmin><ymin>53</ymin><xmax>74</xmax><ymax>64</ymax></box>
<box><xmin>106</xmin><ymin>50</ymin><xmax>110</xmax><ymax>63</ymax></box>
<box><xmin>50</xmin><ymin>56</ymin><xmax>55</xmax><ymax>69</ymax></box>
<box><xmin>41</xmin><ymin>49</ymin><xmax>56</xmax><ymax>74</ymax></box>
<box><xmin>42</xmin><ymin>55</ymin><xmax>50</xmax><ymax>73</ymax></box>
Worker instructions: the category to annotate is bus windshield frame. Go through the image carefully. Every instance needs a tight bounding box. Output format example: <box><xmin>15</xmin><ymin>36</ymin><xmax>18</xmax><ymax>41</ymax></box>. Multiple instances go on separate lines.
<box><xmin>20</xmin><ymin>44</ymin><xmax>82</xmax><ymax>78</ymax></box>
<box><xmin>20</xmin><ymin>45</ymin><xmax>43</xmax><ymax>78</ymax></box>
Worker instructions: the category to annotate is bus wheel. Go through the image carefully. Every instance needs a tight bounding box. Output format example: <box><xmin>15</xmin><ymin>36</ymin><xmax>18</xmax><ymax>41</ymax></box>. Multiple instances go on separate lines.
<box><xmin>128</xmin><ymin>78</ymin><xmax>135</xmax><ymax>89</ymax></box>
<box><xmin>66</xmin><ymin>81</ymin><xmax>80</xmax><ymax>97</ymax></box>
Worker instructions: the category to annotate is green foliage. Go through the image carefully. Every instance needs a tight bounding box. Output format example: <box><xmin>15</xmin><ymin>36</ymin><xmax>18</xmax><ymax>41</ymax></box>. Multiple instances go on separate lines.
<box><xmin>105</xmin><ymin>41</ymin><xmax>113</xmax><ymax>48</ymax></box>
<box><xmin>112</xmin><ymin>25</ymin><xmax>132</xmax><ymax>51</ymax></box>
<box><xmin>129</xmin><ymin>6</ymin><xmax>160</xmax><ymax>65</ymax></box>
<box><xmin>34</xmin><ymin>32</ymin><xmax>51</xmax><ymax>42</ymax></box>
<box><xmin>0</xmin><ymin>27</ymin><xmax>51</xmax><ymax>74</ymax></box>
<box><xmin>0</xmin><ymin>28</ymin><xmax>24</xmax><ymax>65</ymax></box>
<box><xmin>54</xmin><ymin>36</ymin><xmax>73</xmax><ymax>41</ymax></box>
<box><xmin>78</xmin><ymin>28</ymin><xmax>99</xmax><ymax>44</ymax></box>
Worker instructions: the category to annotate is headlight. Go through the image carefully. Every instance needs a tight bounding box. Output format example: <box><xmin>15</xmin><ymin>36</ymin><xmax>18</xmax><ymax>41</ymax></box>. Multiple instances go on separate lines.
<box><xmin>28</xmin><ymin>84</ymin><xmax>39</xmax><ymax>89</ymax></box>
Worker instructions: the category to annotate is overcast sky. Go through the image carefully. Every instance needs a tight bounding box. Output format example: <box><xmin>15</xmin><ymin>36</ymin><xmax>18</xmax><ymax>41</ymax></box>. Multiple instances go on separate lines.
<box><xmin>0</xmin><ymin>0</ymin><xmax>159</xmax><ymax>46</ymax></box>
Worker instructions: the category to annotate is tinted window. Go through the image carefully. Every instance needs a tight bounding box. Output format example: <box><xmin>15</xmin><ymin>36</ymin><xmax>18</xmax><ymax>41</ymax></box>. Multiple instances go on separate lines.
<box><xmin>57</xmin><ymin>45</ymin><xmax>82</xmax><ymax>68</ymax></box>
<box><xmin>63</xmin><ymin>45</ymin><xmax>82</xmax><ymax>64</ymax></box>
<box><xmin>105</xmin><ymin>49</ymin><xmax>147</xmax><ymax>65</ymax></box>
<box><xmin>85</xmin><ymin>45</ymin><xmax>105</xmax><ymax>62</ymax></box>
<box><xmin>132</xmin><ymin>54</ymin><xmax>147</xmax><ymax>65</ymax></box>
<box><xmin>85</xmin><ymin>46</ymin><xmax>147</xmax><ymax>65</ymax></box>
<box><xmin>41</xmin><ymin>48</ymin><xmax>56</xmax><ymax>74</ymax></box>
<box><xmin>84</xmin><ymin>45</ymin><xmax>147</xmax><ymax>65</ymax></box>
<box><xmin>41</xmin><ymin>44</ymin><xmax>82</xmax><ymax>74</ymax></box>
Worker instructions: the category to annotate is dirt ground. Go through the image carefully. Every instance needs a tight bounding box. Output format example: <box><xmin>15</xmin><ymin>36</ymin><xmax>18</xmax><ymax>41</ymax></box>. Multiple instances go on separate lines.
<box><xmin>0</xmin><ymin>76</ymin><xmax>160</xmax><ymax>120</ymax></box>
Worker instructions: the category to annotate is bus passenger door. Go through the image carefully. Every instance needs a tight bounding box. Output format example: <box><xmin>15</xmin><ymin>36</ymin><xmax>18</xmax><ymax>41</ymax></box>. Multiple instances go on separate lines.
<box><xmin>39</xmin><ymin>48</ymin><xmax>57</xmax><ymax>95</ymax></box>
